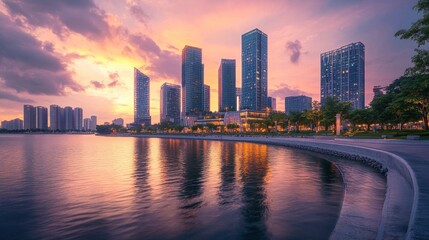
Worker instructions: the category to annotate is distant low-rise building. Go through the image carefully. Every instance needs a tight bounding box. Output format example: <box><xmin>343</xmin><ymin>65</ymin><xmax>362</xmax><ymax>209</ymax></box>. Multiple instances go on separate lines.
<box><xmin>267</xmin><ymin>97</ymin><xmax>276</xmax><ymax>111</ymax></box>
<box><xmin>112</xmin><ymin>118</ymin><xmax>124</xmax><ymax>127</ymax></box>
<box><xmin>285</xmin><ymin>95</ymin><xmax>312</xmax><ymax>114</ymax></box>
<box><xmin>1</xmin><ymin>118</ymin><xmax>23</xmax><ymax>130</ymax></box>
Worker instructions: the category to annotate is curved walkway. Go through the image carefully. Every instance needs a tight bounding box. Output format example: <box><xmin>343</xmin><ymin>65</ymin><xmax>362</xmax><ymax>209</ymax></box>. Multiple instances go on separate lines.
<box><xmin>141</xmin><ymin>134</ymin><xmax>428</xmax><ymax>239</ymax></box>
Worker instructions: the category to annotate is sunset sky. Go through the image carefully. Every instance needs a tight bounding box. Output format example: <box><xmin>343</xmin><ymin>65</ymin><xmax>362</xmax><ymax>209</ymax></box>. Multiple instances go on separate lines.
<box><xmin>0</xmin><ymin>0</ymin><xmax>420</xmax><ymax>124</ymax></box>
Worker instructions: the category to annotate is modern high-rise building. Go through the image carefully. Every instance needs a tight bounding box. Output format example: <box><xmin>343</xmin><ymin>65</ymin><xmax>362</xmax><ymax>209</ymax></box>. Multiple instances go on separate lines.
<box><xmin>64</xmin><ymin>106</ymin><xmax>74</xmax><ymax>131</ymax></box>
<box><xmin>134</xmin><ymin>67</ymin><xmax>151</xmax><ymax>126</ymax></box>
<box><xmin>218</xmin><ymin>59</ymin><xmax>237</xmax><ymax>112</ymax></box>
<box><xmin>285</xmin><ymin>95</ymin><xmax>312</xmax><ymax>115</ymax></box>
<box><xmin>74</xmin><ymin>107</ymin><xmax>83</xmax><ymax>131</ymax></box>
<box><xmin>84</xmin><ymin>118</ymin><xmax>91</xmax><ymax>131</ymax></box>
<box><xmin>241</xmin><ymin>28</ymin><xmax>268</xmax><ymax>111</ymax></box>
<box><xmin>36</xmin><ymin>106</ymin><xmax>48</xmax><ymax>130</ymax></box>
<box><xmin>236</xmin><ymin>88</ymin><xmax>242</xmax><ymax>111</ymax></box>
<box><xmin>321</xmin><ymin>42</ymin><xmax>365</xmax><ymax>109</ymax></box>
<box><xmin>23</xmin><ymin>104</ymin><xmax>36</xmax><ymax>130</ymax></box>
<box><xmin>182</xmin><ymin>45</ymin><xmax>204</xmax><ymax>116</ymax></box>
<box><xmin>160</xmin><ymin>83</ymin><xmax>181</xmax><ymax>124</ymax></box>
<box><xmin>204</xmin><ymin>84</ymin><xmax>210</xmax><ymax>113</ymax></box>
<box><xmin>267</xmin><ymin>97</ymin><xmax>276</xmax><ymax>111</ymax></box>
<box><xmin>90</xmin><ymin>116</ymin><xmax>97</xmax><ymax>131</ymax></box>
<box><xmin>50</xmin><ymin>104</ymin><xmax>61</xmax><ymax>131</ymax></box>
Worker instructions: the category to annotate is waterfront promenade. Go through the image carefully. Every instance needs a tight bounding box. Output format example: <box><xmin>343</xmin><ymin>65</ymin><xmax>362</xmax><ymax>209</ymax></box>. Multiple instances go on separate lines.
<box><xmin>140</xmin><ymin>134</ymin><xmax>428</xmax><ymax>239</ymax></box>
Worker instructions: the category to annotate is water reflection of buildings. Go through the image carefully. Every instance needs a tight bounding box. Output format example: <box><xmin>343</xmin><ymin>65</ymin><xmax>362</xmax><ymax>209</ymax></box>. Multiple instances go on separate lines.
<box><xmin>178</xmin><ymin>140</ymin><xmax>206</xmax><ymax>223</ymax></box>
<box><xmin>238</xmin><ymin>143</ymin><xmax>270</xmax><ymax>239</ymax></box>
<box><xmin>133</xmin><ymin>138</ymin><xmax>151</xmax><ymax>206</ymax></box>
<box><xmin>218</xmin><ymin>142</ymin><xmax>237</xmax><ymax>206</ymax></box>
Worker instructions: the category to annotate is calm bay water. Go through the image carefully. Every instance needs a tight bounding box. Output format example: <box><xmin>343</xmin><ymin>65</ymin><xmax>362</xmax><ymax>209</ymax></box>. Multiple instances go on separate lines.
<box><xmin>0</xmin><ymin>135</ymin><xmax>383</xmax><ymax>239</ymax></box>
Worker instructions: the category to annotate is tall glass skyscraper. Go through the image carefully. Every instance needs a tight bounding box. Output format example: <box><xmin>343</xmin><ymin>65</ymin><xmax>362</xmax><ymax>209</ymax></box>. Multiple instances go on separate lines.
<box><xmin>182</xmin><ymin>45</ymin><xmax>204</xmax><ymax>116</ymax></box>
<box><xmin>23</xmin><ymin>104</ymin><xmax>36</xmax><ymax>130</ymax></box>
<box><xmin>241</xmin><ymin>28</ymin><xmax>268</xmax><ymax>111</ymax></box>
<box><xmin>218</xmin><ymin>59</ymin><xmax>236</xmax><ymax>112</ymax></box>
<box><xmin>134</xmin><ymin>67</ymin><xmax>151</xmax><ymax>126</ymax></box>
<box><xmin>74</xmin><ymin>107</ymin><xmax>83</xmax><ymax>131</ymax></box>
<box><xmin>36</xmin><ymin>106</ymin><xmax>48</xmax><ymax>130</ymax></box>
<box><xmin>321</xmin><ymin>42</ymin><xmax>365</xmax><ymax>109</ymax></box>
<box><xmin>160</xmin><ymin>83</ymin><xmax>181</xmax><ymax>124</ymax></box>
<box><xmin>64</xmin><ymin>106</ymin><xmax>74</xmax><ymax>131</ymax></box>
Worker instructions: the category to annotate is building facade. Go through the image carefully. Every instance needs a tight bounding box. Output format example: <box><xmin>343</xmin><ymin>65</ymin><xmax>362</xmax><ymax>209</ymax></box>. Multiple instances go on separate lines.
<box><xmin>321</xmin><ymin>42</ymin><xmax>365</xmax><ymax>109</ymax></box>
<box><xmin>1</xmin><ymin>118</ymin><xmax>23</xmax><ymax>130</ymax></box>
<box><xmin>285</xmin><ymin>95</ymin><xmax>312</xmax><ymax>114</ymax></box>
<box><xmin>218</xmin><ymin>59</ymin><xmax>236</xmax><ymax>112</ymax></box>
<box><xmin>84</xmin><ymin>118</ymin><xmax>91</xmax><ymax>131</ymax></box>
<box><xmin>64</xmin><ymin>106</ymin><xmax>74</xmax><ymax>131</ymax></box>
<box><xmin>236</xmin><ymin>88</ymin><xmax>242</xmax><ymax>111</ymax></box>
<box><xmin>267</xmin><ymin>97</ymin><xmax>276</xmax><ymax>111</ymax></box>
<box><xmin>134</xmin><ymin>67</ymin><xmax>151</xmax><ymax>126</ymax></box>
<box><xmin>160</xmin><ymin>83</ymin><xmax>181</xmax><ymax>124</ymax></box>
<box><xmin>50</xmin><ymin>104</ymin><xmax>62</xmax><ymax>131</ymax></box>
<box><xmin>36</xmin><ymin>106</ymin><xmax>48</xmax><ymax>130</ymax></box>
<box><xmin>241</xmin><ymin>28</ymin><xmax>268</xmax><ymax>111</ymax></box>
<box><xmin>23</xmin><ymin>104</ymin><xmax>36</xmax><ymax>130</ymax></box>
<box><xmin>74</xmin><ymin>107</ymin><xmax>83</xmax><ymax>131</ymax></box>
<box><xmin>204</xmin><ymin>84</ymin><xmax>210</xmax><ymax>113</ymax></box>
<box><xmin>112</xmin><ymin>118</ymin><xmax>124</xmax><ymax>127</ymax></box>
<box><xmin>182</xmin><ymin>45</ymin><xmax>204</xmax><ymax>116</ymax></box>
<box><xmin>90</xmin><ymin>116</ymin><xmax>97</xmax><ymax>131</ymax></box>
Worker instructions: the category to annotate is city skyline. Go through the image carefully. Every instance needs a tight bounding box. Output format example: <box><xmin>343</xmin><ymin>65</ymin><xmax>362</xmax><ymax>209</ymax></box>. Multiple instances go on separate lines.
<box><xmin>0</xmin><ymin>1</ymin><xmax>419</xmax><ymax>124</ymax></box>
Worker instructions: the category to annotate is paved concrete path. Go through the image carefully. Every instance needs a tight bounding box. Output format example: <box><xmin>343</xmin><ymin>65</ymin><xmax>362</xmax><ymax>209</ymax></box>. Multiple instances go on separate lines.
<box><xmin>333</xmin><ymin>139</ymin><xmax>429</xmax><ymax>240</ymax></box>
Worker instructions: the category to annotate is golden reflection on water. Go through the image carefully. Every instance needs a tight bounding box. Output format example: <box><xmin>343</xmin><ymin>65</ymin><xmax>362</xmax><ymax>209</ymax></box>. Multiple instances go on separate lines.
<box><xmin>0</xmin><ymin>135</ymin><xmax>379</xmax><ymax>240</ymax></box>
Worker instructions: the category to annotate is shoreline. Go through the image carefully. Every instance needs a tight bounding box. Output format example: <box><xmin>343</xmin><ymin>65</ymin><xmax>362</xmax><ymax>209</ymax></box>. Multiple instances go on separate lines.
<box><xmin>128</xmin><ymin>134</ymin><xmax>416</xmax><ymax>239</ymax></box>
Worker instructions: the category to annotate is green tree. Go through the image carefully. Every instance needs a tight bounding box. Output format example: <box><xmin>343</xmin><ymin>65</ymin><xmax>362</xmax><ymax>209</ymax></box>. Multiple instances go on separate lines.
<box><xmin>289</xmin><ymin>111</ymin><xmax>304</xmax><ymax>132</ymax></box>
<box><xmin>349</xmin><ymin>108</ymin><xmax>374</xmax><ymax>131</ymax></box>
<box><xmin>395</xmin><ymin>0</ymin><xmax>429</xmax><ymax>76</ymax></box>
<box><xmin>395</xmin><ymin>75</ymin><xmax>429</xmax><ymax>130</ymax></box>
<box><xmin>321</xmin><ymin>97</ymin><xmax>352</xmax><ymax>131</ymax></box>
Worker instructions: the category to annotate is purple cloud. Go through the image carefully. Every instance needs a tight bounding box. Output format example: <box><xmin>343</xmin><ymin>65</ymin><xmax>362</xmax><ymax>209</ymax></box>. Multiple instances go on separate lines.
<box><xmin>0</xmin><ymin>13</ymin><xmax>84</xmax><ymax>95</ymax></box>
<box><xmin>90</xmin><ymin>81</ymin><xmax>105</xmax><ymax>89</ymax></box>
<box><xmin>107</xmin><ymin>72</ymin><xmax>120</xmax><ymax>87</ymax></box>
<box><xmin>286</xmin><ymin>40</ymin><xmax>302</xmax><ymax>64</ymax></box>
<box><xmin>129</xmin><ymin>34</ymin><xmax>180</xmax><ymax>81</ymax></box>
<box><xmin>3</xmin><ymin>0</ymin><xmax>110</xmax><ymax>40</ymax></box>
<box><xmin>0</xmin><ymin>90</ymin><xmax>35</xmax><ymax>103</ymax></box>
<box><xmin>128</xmin><ymin>1</ymin><xmax>149</xmax><ymax>24</ymax></box>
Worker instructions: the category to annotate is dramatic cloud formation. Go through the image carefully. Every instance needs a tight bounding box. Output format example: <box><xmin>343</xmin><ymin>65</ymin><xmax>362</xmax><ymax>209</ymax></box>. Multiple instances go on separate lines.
<box><xmin>90</xmin><ymin>81</ymin><xmax>105</xmax><ymax>89</ymax></box>
<box><xmin>129</xmin><ymin>34</ymin><xmax>181</xmax><ymax>81</ymax></box>
<box><xmin>107</xmin><ymin>72</ymin><xmax>120</xmax><ymax>87</ymax></box>
<box><xmin>0</xmin><ymin>13</ymin><xmax>83</xmax><ymax>95</ymax></box>
<box><xmin>3</xmin><ymin>0</ymin><xmax>110</xmax><ymax>39</ymax></box>
<box><xmin>286</xmin><ymin>40</ymin><xmax>302</xmax><ymax>64</ymax></box>
<box><xmin>127</xmin><ymin>0</ymin><xmax>149</xmax><ymax>24</ymax></box>
<box><xmin>0</xmin><ymin>90</ymin><xmax>34</xmax><ymax>103</ymax></box>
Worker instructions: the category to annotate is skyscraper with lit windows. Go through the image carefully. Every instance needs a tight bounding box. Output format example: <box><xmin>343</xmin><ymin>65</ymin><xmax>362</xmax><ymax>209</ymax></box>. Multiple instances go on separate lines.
<box><xmin>182</xmin><ymin>46</ymin><xmax>204</xmax><ymax>116</ymax></box>
<box><xmin>321</xmin><ymin>42</ymin><xmax>365</xmax><ymax>109</ymax></box>
<box><xmin>218</xmin><ymin>59</ymin><xmax>236</xmax><ymax>112</ymax></box>
<box><xmin>134</xmin><ymin>67</ymin><xmax>151</xmax><ymax>126</ymax></box>
<box><xmin>160</xmin><ymin>83</ymin><xmax>181</xmax><ymax>124</ymax></box>
<box><xmin>241</xmin><ymin>28</ymin><xmax>268</xmax><ymax>111</ymax></box>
